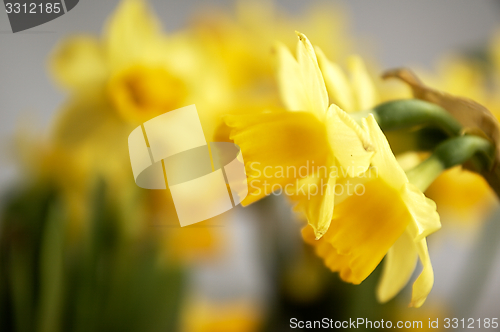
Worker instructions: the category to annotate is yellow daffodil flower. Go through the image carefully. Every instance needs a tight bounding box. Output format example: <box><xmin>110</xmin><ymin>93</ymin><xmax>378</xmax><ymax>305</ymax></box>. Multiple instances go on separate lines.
<box><xmin>303</xmin><ymin>115</ymin><xmax>441</xmax><ymax>308</ymax></box>
<box><xmin>48</xmin><ymin>0</ymin><xmax>231</xmax><ymax>205</ymax></box>
<box><xmin>226</xmin><ymin>32</ymin><xmax>374</xmax><ymax>239</ymax></box>
<box><xmin>46</xmin><ymin>0</ymin><xmax>234</xmax><ymax>258</ymax></box>
<box><xmin>50</xmin><ymin>0</ymin><xmax>232</xmax><ymax>148</ymax></box>
<box><xmin>227</xmin><ymin>32</ymin><xmax>442</xmax><ymax>306</ymax></box>
<box><xmin>51</xmin><ymin>0</ymin><xmax>189</xmax><ymax>124</ymax></box>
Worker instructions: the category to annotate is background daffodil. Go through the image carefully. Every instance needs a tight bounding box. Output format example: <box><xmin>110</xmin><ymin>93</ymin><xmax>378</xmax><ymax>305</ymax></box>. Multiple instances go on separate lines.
<box><xmin>50</xmin><ymin>0</ymin><xmax>232</xmax><ymax>150</ymax></box>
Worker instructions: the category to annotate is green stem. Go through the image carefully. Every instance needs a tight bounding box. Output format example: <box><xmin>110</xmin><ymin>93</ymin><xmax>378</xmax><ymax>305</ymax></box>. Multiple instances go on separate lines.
<box><xmin>406</xmin><ymin>155</ymin><xmax>444</xmax><ymax>192</ymax></box>
<box><xmin>351</xmin><ymin>99</ymin><xmax>463</xmax><ymax>137</ymax></box>
<box><xmin>406</xmin><ymin>135</ymin><xmax>495</xmax><ymax>192</ymax></box>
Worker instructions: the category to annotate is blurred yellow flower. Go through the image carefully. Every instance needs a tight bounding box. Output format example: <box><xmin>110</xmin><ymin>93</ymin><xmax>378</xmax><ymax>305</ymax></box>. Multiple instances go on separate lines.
<box><xmin>46</xmin><ymin>0</ymin><xmax>234</xmax><ymax>257</ymax></box>
<box><xmin>189</xmin><ymin>0</ymin><xmax>356</xmax><ymax>111</ymax></box>
<box><xmin>50</xmin><ymin>0</ymin><xmax>231</xmax><ymax>144</ymax></box>
<box><xmin>107</xmin><ymin>64</ymin><xmax>188</xmax><ymax>123</ymax></box>
<box><xmin>303</xmin><ymin>115</ymin><xmax>441</xmax><ymax>308</ymax></box>
<box><xmin>180</xmin><ymin>299</ymin><xmax>261</xmax><ymax>332</ymax></box>
<box><xmin>425</xmin><ymin>166</ymin><xmax>497</xmax><ymax>226</ymax></box>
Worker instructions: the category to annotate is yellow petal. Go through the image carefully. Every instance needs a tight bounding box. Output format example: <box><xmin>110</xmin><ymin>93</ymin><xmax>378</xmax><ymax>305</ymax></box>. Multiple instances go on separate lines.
<box><xmin>315</xmin><ymin>46</ymin><xmax>354</xmax><ymax>113</ymax></box>
<box><xmin>376</xmin><ymin>231</ymin><xmax>418</xmax><ymax>303</ymax></box>
<box><xmin>410</xmin><ymin>238</ymin><xmax>434</xmax><ymax>308</ymax></box>
<box><xmin>275</xmin><ymin>42</ymin><xmax>308</xmax><ymax>112</ymax></box>
<box><xmin>348</xmin><ymin>55</ymin><xmax>378</xmax><ymax>110</ymax></box>
<box><xmin>49</xmin><ymin>35</ymin><xmax>107</xmax><ymax>90</ymax></box>
<box><xmin>296</xmin><ymin>31</ymin><xmax>328</xmax><ymax>119</ymax></box>
<box><xmin>401</xmin><ymin>183</ymin><xmax>441</xmax><ymax>243</ymax></box>
<box><xmin>103</xmin><ymin>0</ymin><xmax>161</xmax><ymax>70</ymax></box>
<box><xmin>225</xmin><ymin>111</ymin><xmax>330</xmax><ymax>205</ymax></box>
<box><xmin>302</xmin><ymin>225</ymin><xmax>351</xmax><ymax>273</ymax></box>
<box><xmin>363</xmin><ymin>114</ymin><xmax>407</xmax><ymax>189</ymax></box>
<box><xmin>292</xmin><ymin>159</ymin><xmax>337</xmax><ymax>239</ymax></box>
<box><xmin>333</xmin><ymin>171</ymin><xmax>372</xmax><ymax>206</ymax></box>
<box><xmin>326</xmin><ymin>104</ymin><xmax>373</xmax><ymax>177</ymax></box>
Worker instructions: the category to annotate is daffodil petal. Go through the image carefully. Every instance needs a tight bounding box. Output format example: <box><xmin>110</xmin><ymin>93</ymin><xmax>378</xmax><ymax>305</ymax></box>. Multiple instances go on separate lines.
<box><xmin>376</xmin><ymin>231</ymin><xmax>418</xmax><ymax>303</ymax></box>
<box><xmin>296</xmin><ymin>31</ymin><xmax>328</xmax><ymax>119</ymax></box>
<box><xmin>302</xmin><ymin>225</ymin><xmax>352</xmax><ymax>274</ymax></box>
<box><xmin>315</xmin><ymin>46</ymin><xmax>354</xmax><ymax>113</ymax></box>
<box><xmin>104</xmin><ymin>0</ymin><xmax>161</xmax><ymax>70</ymax></box>
<box><xmin>315</xmin><ymin>170</ymin><xmax>336</xmax><ymax>237</ymax></box>
<box><xmin>401</xmin><ymin>183</ymin><xmax>441</xmax><ymax>243</ymax></box>
<box><xmin>293</xmin><ymin>159</ymin><xmax>337</xmax><ymax>239</ymax></box>
<box><xmin>348</xmin><ymin>55</ymin><xmax>378</xmax><ymax>110</ymax></box>
<box><xmin>410</xmin><ymin>238</ymin><xmax>434</xmax><ymax>308</ymax></box>
<box><xmin>333</xmin><ymin>171</ymin><xmax>372</xmax><ymax>206</ymax></box>
<box><xmin>363</xmin><ymin>114</ymin><xmax>407</xmax><ymax>189</ymax></box>
<box><xmin>225</xmin><ymin>111</ymin><xmax>330</xmax><ymax>205</ymax></box>
<box><xmin>49</xmin><ymin>36</ymin><xmax>107</xmax><ymax>90</ymax></box>
<box><xmin>326</xmin><ymin>104</ymin><xmax>373</xmax><ymax>177</ymax></box>
<box><xmin>275</xmin><ymin>42</ymin><xmax>308</xmax><ymax>112</ymax></box>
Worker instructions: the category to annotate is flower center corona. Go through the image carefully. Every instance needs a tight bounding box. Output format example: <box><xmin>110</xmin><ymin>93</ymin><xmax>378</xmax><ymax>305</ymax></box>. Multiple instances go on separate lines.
<box><xmin>108</xmin><ymin>65</ymin><xmax>188</xmax><ymax>123</ymax></box>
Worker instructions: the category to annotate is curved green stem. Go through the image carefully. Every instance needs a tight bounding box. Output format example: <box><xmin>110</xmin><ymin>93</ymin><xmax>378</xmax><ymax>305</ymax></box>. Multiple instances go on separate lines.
<box><xmin>374</xmin><ymin>99</ymin><xmax>463</xmax><ymax>136</ymax></box>
<box><xmin>351</xmin><ymin>99</ymin><xmax>463</xmax><ymax>137</ymax></box>
<box><xmin>406</xmin><ymin>156</ymin><xmax>444</xmax><ymax>192</ymax></box>
<box><xmin>406</xmin><ymin>135</ymin><xmax>495</xmax><ymax>192</ymax></box>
